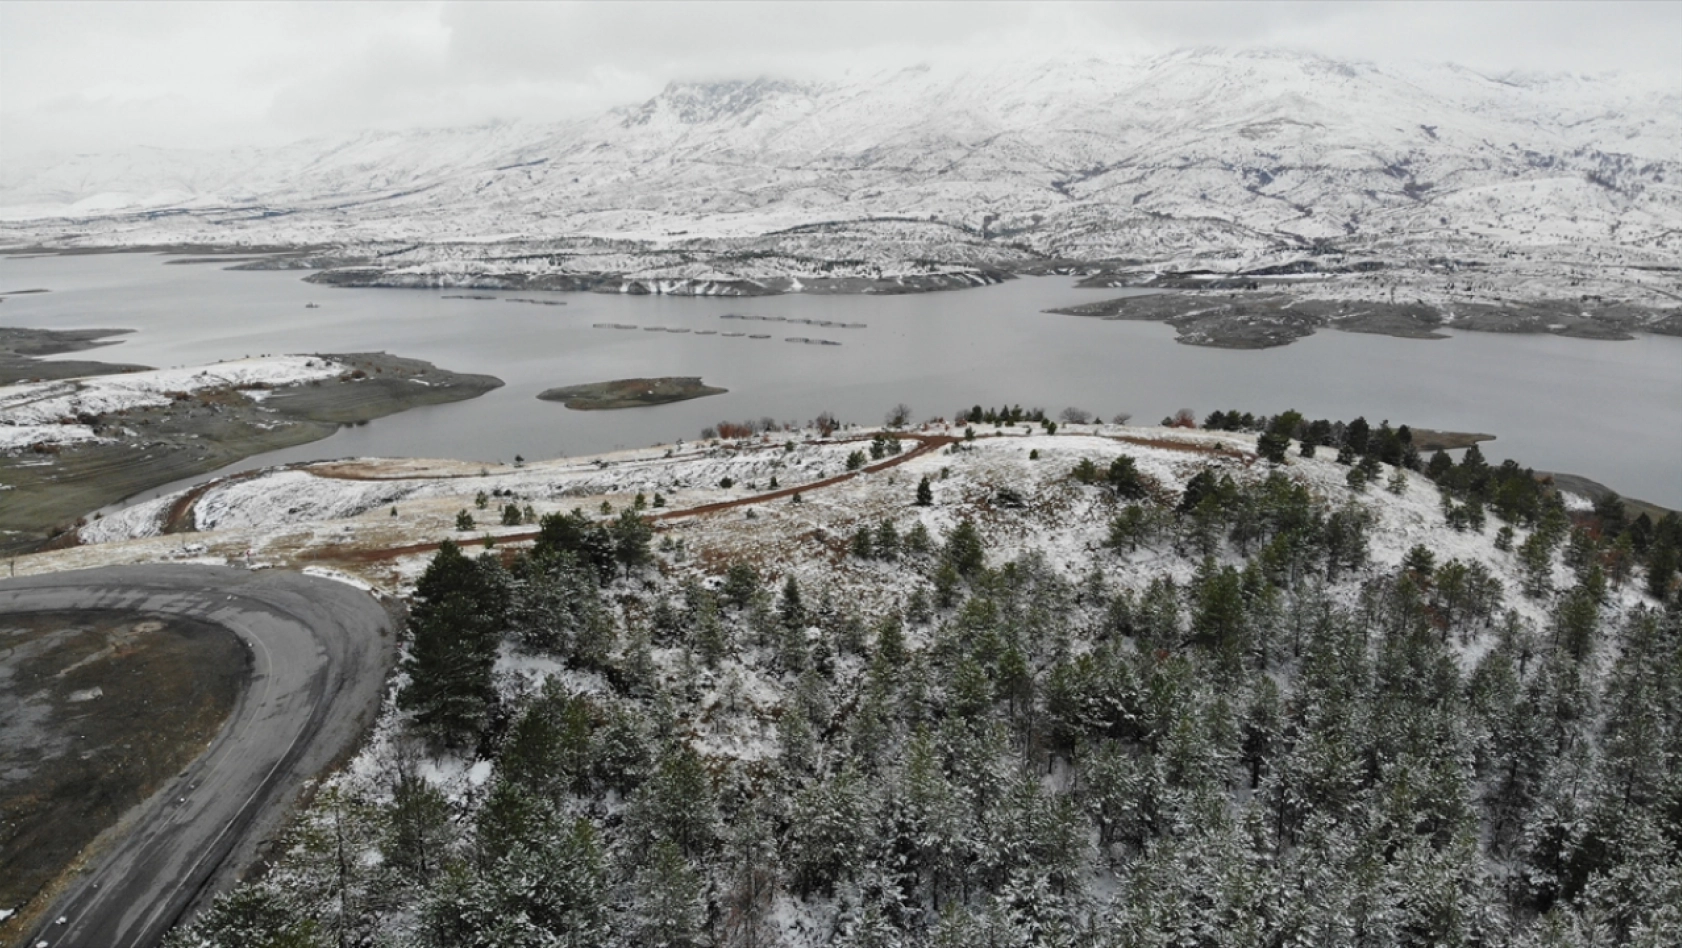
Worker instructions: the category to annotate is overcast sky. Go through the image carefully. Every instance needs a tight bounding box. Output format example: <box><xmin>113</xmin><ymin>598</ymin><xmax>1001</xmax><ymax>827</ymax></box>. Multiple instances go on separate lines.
<box><xmin>3</xmin><ymin>0</ymin><xmax>1678</xmax><ymax>162</ymax></box>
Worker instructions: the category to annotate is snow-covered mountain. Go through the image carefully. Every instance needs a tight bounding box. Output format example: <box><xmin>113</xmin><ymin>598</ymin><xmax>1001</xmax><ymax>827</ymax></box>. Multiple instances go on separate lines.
<box><xmin>4</xmin><ymin>49</ymin><xmax>1679</xmax><ymax>275</ymax></box>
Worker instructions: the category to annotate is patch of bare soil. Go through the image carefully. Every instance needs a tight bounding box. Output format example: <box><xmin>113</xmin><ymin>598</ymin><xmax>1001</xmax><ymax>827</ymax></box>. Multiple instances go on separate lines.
<box><xmin>1114</xmin><ymin>433</ymin><xmax>1251</xmax><ymax>462</ymax></box>
<box><xmin>0</xmin><ymin>611</ymin><xmax>246</xmax><ymax>935</ymax></box>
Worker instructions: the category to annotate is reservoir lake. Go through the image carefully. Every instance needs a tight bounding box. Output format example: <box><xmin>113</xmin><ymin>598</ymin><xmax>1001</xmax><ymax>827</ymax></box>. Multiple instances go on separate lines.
<box><xmin>3</xmin><ymin>252</ymin><xmax>1679</xmax><ymax>510</ymax></box>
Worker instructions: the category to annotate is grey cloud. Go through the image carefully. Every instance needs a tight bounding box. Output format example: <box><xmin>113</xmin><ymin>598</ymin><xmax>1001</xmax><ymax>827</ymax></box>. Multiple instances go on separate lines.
<box><xmin>3</xmin><ymin>0</ymin><xmax>1678</xmax><ymax>163</ymax></box>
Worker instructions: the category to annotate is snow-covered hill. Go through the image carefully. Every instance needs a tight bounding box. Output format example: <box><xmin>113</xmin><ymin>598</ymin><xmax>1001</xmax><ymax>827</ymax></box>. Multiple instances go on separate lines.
<box><xmin>4</xmin><ymin>49</ymin><xmax>1678</xmax><ymax>289</ymax></box>
<box><xmin>29</xmin><ymin>419</ymin><xmax>1681</xmax><ymax>947</ymax></box>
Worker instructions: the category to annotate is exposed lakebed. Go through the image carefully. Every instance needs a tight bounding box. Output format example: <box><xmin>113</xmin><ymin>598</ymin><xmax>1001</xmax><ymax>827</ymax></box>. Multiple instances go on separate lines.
<box><xmin>3</xmin><ymin>252</ymin><xmax>1679</xmax><ymax>511</ymax></box>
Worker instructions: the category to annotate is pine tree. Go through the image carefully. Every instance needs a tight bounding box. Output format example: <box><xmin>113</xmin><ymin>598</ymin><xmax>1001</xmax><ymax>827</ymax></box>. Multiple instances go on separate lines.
<box><xmin>531</xmin><ymin>818</ymin><xmax>609</xmax><ymax>948</ymax></box>
<box><xmin>1646</xmin><ymin>540</ymin><xmax>1678</xmax><ymax>601</ymax></box>
<box><xmin>533</xmin><ymin>508</ymin><xmax>617</xmax><ymax>583</ymax></box>
<box><xmin>694</xmin><ymin>591</ymin><xmax>732</xmax><ymax>666</ymax></box>
<box><xmin>779</xmin><ymin>574</ymin><xmax>806</xmax><ymax>629</ymax></box>
<box><xmin>1345</xmin><ymin>416</ymin><xmax>1371</xmax><ymax>455</ymax></box>
<box><xmin>629</xmin><ymin>740</ymin><xmax>718</xmax><ymax>857</ymax></box>
<box><xmin>508</xmin><ymin>552</ymin><xmax>610</xmax><ymax>662</ymax></box>
<box><xmin>1107</xmin><ymin>455</ymin><xmax>1149</xmax><ymax>498</ymax></box>
<box><xmin>1387</xmin><ymin>466</ymin><xmax>1409</xmax><ymax>495</ymax></box>
<box><xmin>398</xmin><ymin>541</ymin><xmax>505</xmax><ymax>747</ymax></box>
<box><xmin>611</xmin><ymin>507</ymin><xmax>654</xmax><ymax>576</ymax></box>
<box><xmin>1178</xmin><ymin>468</ymin><xmax>1219</xmax><ymax>514</ymax></box>
<box><xmin>916</xmin><ymin>475</ymin><xmax>934</xmax><ymax>506</ymax></box>
<box><xmin>1346</xmin><ymin>464</ymin><xmax>1369</xmax><ymax>493</ymax></box>
<box><xmin>1518</xmin><ymin>529</ymin><xmax>1556</xmax><ymax>599</ymax></box>
<box><xmin>1190</xmin><ymin>558</ymin><xmax>1248</xmax><ymax>675</ymax></box>
<box><xmin>1257</xmin><ymin>430</ymin><xmax>1290</xmax><ymax>463</ymax></box>
<box><xmin>467</xmin><ymin>812</ymin><xmax>608</xmax><ymax>948</ymax></box>
<box><xmin>904</xmin><ymin>522</ymin><xmax>933</xmax><ymax>556</ymax></box>
<box><xmin>499</xmin><ymin>688</ymin><xmax>591</xmax><ymax>800</ymax></box>
<box><xmin>718</xmin><ymin>805</ymin><xmax>780</xmax><ymax>948</ymax></box>
<box><xmin>942</xmin><ymin>518</ymin><xmax>986</xmax><ymax>577</ymax></box>
<box><xmin>174</xmin><ymin>886</ymin><xmax>320</xmax><ymax>948</ymax></box>
<box><xmin>1403</xmin><ymin>544</ymin><xmax>1437</xmax><ymax>582</ymax></box>
<box><xmin>874</xmin><ymin>519</ymin><xmax>900</xmax><ymax>560</ymax></box>
<box><xmin>722</xmin><ymin>560</ymin><xmax>759</xmax><ymax>609</ymax></box>
<box><xmin>789</xmin><ymin>766</ymin><xmax>874</xmax><ymax>896</ymax></box>
<box><xmin>384</xmin><ymin>767</ymin><xmax>456</xmax><ymax>884</ymax></box>
<box><xmin>1107</xmin><ymin>505</ymin><xmax>1153</xmax><ymax>552</ymax></box>
<box><xmin>634</xmin><ymin>840</ymin><xmax>708</xmax><ymax>948</ymax></box>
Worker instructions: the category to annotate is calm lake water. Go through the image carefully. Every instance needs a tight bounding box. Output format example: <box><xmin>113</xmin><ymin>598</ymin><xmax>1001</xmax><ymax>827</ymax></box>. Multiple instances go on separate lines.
<box><xmin>3</xmin><ymin>252</ymin><xmax>1679</xmax><ymax>509</ymax></box>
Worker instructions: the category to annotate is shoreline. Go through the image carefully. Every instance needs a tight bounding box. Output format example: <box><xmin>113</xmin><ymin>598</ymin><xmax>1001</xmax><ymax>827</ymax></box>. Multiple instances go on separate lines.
<box><xmin>7</xmin><ymin>244</ymin><xmax>1679</xmax><ymax>347</ymax></box>
<box><xmin>0</xmin><ymin>326</ymin><xmax>149</xmax><ymax>384</ymax></box>
<box><xmin>1047</xmin><ymin>290</ymin><xmax>1682</xmax><ymax>349</ymax></box>
<box><xmin>1541</xmin><ymin>470</ymin><xmax>1675</xmax><ymax>521</ymax></box>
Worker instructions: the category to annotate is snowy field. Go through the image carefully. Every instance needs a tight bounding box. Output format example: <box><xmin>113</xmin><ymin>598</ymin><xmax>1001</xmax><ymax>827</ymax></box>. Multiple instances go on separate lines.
<box><xmin>46</xmin><ymin>422</ymin><xmax>1614</xmax><ymax>642</ymax></box>
<box><xmin>0</xmin><ymin>356</ymin><xmax>345</xmax><ymax>448</ymax></box>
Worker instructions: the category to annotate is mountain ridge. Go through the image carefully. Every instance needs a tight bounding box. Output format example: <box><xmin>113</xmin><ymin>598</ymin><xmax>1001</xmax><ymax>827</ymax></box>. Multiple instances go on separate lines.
<box><xmin>3</xmin><ymin>48</ymin><xmax>1677</xmax><ymax>322</ymax></box>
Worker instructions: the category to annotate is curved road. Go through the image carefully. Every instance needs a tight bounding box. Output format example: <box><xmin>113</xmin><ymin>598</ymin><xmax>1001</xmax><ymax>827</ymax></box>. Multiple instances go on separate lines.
<box><xmin>9</xmin><ymin>432</ymin><xmax>945</xmax><ymax>943</ymax></box>
<box><xmin>3</xmin><ymin>565</ymin><xmax>395</xmax><ymax>948</ymax></box>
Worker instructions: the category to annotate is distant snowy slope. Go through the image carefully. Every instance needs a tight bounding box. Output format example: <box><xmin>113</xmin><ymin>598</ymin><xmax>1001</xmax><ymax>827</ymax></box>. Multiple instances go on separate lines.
<box><xmin>3</xmin><ymin>49</ymin><xmax>1678</xmax><ymax>264</ymax></box>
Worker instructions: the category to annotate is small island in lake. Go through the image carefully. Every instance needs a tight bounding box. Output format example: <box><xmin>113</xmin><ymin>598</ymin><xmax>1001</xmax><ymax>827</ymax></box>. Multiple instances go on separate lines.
<box><xmin>537</xmin><ymin>376</ymin><xmax>727</xmax><ymax>410</ymax></box>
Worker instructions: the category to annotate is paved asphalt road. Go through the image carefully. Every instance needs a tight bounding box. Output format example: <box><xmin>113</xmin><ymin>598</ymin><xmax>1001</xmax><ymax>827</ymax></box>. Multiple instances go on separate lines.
<box><xmin>2</xmin><ymin>565</ymin><xmax>395</xmax><ymax>948</ymax></box>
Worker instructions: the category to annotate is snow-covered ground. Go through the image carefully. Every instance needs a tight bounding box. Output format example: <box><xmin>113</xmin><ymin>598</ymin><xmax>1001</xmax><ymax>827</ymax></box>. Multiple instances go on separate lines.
<box><xmin>36</xmin><ymin>422</ymin><xmax>1624</xmax><ymax>644</ymax></box>
<box><xmin>25</xmin><ymin>420</ymin><xmax>1663</xmax><ymax>947</ymax></box>
<box><xmin>0</xmin><ymin>356</ymin><xmax>344</xmax><ymax>446</ymax></box>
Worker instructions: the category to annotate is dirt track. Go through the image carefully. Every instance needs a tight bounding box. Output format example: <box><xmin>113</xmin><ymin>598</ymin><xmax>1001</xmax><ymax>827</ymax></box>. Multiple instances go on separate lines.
<box><xmin>294</xmin><ymin>431</ymin><xmax>961</xmax><ymax>565</ymax></box>
<box><xmin>1</xmin><ymin>566</ymin><xmax>394</xmax><ymax>948</ymax></box>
